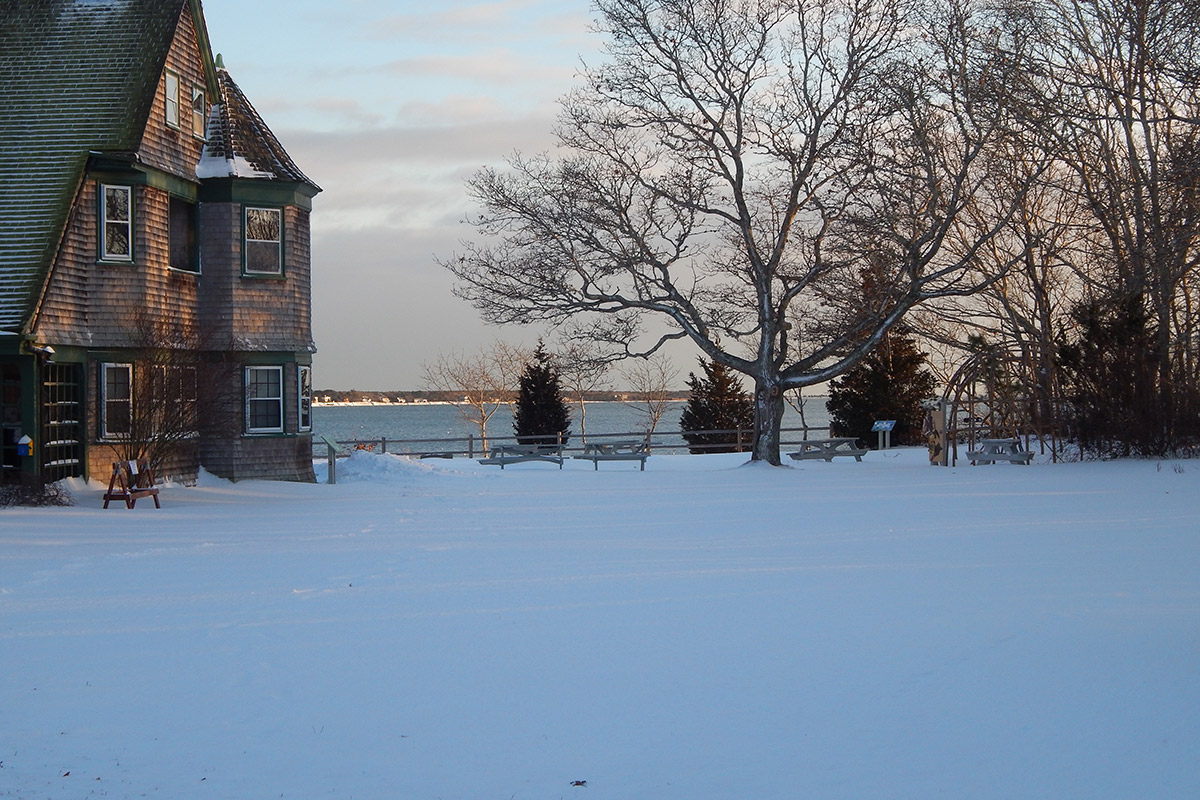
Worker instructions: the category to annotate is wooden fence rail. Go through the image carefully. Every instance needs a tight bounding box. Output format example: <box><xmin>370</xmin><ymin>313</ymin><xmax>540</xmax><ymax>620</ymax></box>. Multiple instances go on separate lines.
<box><xmin>314</xmin><ymin>426</ymin><xmax>833</xmax><ymax>460</ymax></box>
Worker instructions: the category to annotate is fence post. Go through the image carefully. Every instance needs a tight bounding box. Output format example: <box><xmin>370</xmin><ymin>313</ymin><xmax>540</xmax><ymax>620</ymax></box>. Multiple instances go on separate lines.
<box><xmin>469</xmin><ymin>434</ymin><xmax>474</xmax><ymax>459</ymax></box>
<box><xmin>381</xmin><ymin>437</ymin><xmax>387</xmax><ymax>454</ymax></box>
<box><xmin>323</xmin><ymin>436</ymin><xmax>338</xmax><ymax>484</ymax></box>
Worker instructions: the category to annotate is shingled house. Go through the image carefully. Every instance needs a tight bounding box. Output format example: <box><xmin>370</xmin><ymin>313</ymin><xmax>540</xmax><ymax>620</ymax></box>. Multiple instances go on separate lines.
<box><xmin>0</xmin><ymin>0</ymin><xmax>320</xmax><ymax>485</ymax></box>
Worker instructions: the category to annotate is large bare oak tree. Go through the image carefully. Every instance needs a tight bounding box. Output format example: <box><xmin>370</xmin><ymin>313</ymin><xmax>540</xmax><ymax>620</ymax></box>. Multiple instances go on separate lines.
<box><xmin>446</xmin><ymin>0</ymin><xmax>1045</xmax><ymax>463</ymax></box>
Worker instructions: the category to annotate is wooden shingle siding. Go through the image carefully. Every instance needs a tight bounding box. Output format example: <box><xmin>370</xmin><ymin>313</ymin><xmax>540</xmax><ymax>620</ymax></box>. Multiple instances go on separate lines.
<box><xmin>197</xmin><ymin>203</ymin><xmax>314</xmax><ymax>352</ymax></box>
<box><xmin>200</xmin><ymin>433</ymin><xmax>316</xmax><ymax>482</ymax></box>
<box><xmin>35</xmin><ymin>182</ymin><xmax>96</xmax><ymax>345</ymax></box>
<box><xmin>38</xmin><ymin>183</ymin><xmax>199</xmax><ymax>349</ymax></box>
<box><xmin>137</xmin><ymin>9</ymin><xmax>208</xmax><ymax>181</ymax></box>
<box><xmin>6</xmin><ymin>1</ymin><xmax>320</xmax><ymax>485</ymax></box>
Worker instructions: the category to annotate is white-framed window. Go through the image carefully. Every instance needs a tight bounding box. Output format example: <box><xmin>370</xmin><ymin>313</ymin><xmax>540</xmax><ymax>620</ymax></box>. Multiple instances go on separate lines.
<box><xmin>101</xmin><ymin>363</ymin><xmax>132</xmax><ymax>439</ymax></box>
<box><xmin>165</xmin><ymin>70</ymin><xmax>181</xmax><ymax>128</ymax></box>
<box><xmin>244</xmin><ymin>207</ymin><xmax>283</xmax><ymax>274</ymax></box>
<box><xmin>246</xmin><ymin>366</ymin><xmax>284</xmax><ymax>433</ymax></box>
<box><xmin>298</xmin><ymin>365</ymin><xmax>313</xmax><ymax>432</ymax></box>
<box><xmin>191</xmin><ymin>84</ymin><xmax>207</xmax><ymax>139</ymax></box>
<box><xmin>100</xmin><ymin>185</ymin><xmax>133</xmax><ymax>261</ymax></box>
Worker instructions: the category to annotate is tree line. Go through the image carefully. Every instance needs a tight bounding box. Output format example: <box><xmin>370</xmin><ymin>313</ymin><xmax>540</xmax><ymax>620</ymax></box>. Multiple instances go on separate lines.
<box><xmin>437</xmin><ymin>0</ymin><xmax>1200</xmax><ymax>463</ymax></box>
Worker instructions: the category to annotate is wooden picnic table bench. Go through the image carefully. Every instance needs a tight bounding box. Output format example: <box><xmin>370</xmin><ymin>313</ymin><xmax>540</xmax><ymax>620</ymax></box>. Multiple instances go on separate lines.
<box><xmin>102</xmin><ymin>459</ymin><xmax>161</xmax><ymax>509</ymax></box>
<box><xmin>574</xmin><ymin>440</ymin><xmax>650</xmax><ymax>470</ymax></box>
<box><xmin>787</xmin><ymin>437</ymin><xmax>868</xmax><ymax>462</ymax></box>
<box><xmin>967</xmin><ymin>438</ymin><xmax>1033</xmax><ymax>465</ymax></box>
<box><xmin>478</xmin><ymin>443</ymin><xmax>565</xmax><ymax>469</ymax></box>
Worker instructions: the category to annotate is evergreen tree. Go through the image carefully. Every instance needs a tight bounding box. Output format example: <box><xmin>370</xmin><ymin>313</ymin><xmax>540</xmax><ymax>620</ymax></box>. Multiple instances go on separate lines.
<box><xmin>1056</xmin><ymin>295</ymin><xmax>1181</xmax><ymax>457</ymax></box>
<box><xmin>680</xmin><ymin>359</ymin><xmax>755</xmax><ymax>454</ymax></box>
<box><xmin>513</xmin><ymin>342</ymin><xmax>571</xmax><ymax>448</ymax></box>
<box><xmin>826</xmin><ymin>327</ymin><xmax>936</xmax><ymax>448</ymax></box>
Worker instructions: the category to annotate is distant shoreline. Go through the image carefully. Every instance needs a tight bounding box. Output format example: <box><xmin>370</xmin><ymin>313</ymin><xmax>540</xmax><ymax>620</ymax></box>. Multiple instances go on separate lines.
<box><xmin>313</xmin><ymin>398</ymin><xmax>694</xmax><ymax>408</ymax></box>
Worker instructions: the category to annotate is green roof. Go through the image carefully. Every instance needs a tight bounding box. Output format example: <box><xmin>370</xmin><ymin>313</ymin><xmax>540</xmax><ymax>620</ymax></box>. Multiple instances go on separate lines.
<box><xmin>0</xmin><ymin>0</ymin><xmax>191</xmax><ymax>333</ymax></box>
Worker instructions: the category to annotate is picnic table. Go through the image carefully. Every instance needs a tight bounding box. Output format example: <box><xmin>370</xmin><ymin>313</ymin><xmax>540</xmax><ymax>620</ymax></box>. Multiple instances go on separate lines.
<box><xmin>574</xmin><ymin>440</ymin><xmax>650</xmax><ymax>470</ymax></box>
<box><xmin>787</xmin><ymin>437</ymin><xmax>868</xmax><ymax>462</ymax></box>
<box><xmin>478</xmin><ymin>443</ymin><xmax>564</xmax><ymax>469</ymax></box>
<box><xmin>967</xmin><ymin>438</ymin><xmax>1033</xmax><ymax>465</ymax></box>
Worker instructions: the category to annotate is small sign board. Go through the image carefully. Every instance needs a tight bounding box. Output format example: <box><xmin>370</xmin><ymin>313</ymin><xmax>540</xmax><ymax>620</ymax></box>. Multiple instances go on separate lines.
<box><xmin>872</xmin><ymin>420</ymin><xmax>896</xmax><ymax>432</ymax></box>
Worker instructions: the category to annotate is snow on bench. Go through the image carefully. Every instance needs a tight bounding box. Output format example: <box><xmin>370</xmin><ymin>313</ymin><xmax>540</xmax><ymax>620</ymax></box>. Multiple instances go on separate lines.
<box><xmin>574</xmin><ymin>440</ymin><xmax>650</xmax><ymax>470</ymax></box>
<box><xmin>478</xmin><ymin>443</ymin><xmax>565</xmax><ymax>469</ymax></box>
<box><xmin>788</xmin><ymin>438</ymin><xmax>868</xmax><ymax>462</ymax></box>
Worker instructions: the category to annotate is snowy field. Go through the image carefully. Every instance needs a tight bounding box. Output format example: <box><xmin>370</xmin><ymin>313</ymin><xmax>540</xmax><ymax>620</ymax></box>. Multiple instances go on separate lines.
<box><xmin>2</xmin><ymin>448</ymin><xmax>1198</xmax><ymax>799</ymax></box>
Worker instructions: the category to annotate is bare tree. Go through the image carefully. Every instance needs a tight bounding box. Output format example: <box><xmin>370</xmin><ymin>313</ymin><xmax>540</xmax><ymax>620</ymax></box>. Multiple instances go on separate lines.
<box><xmin>1036</xmin><ymin>0</ymin><xmax>1200</xmax><ymax>450</ymax></box>
<box><xmin>620</xmin><ymin>355</ymin><xmax>678</xmax><ymax>438</ymax></box>
<box><xmin>445</xmin><ymin>0</ymin><xmax>1048</xmax><ymax>463</ymax></box>
<box><xmin>105</xmin><ymin>311</ymin><xmax>241</xmax><ymax>479</ymax></box>
<box><xmin>421</xmin><ymin>342</ymin><xmax>529</xmax><ymax>454</ymax></box>
<box><xmin>554</xmin><ymin>340</ymin><xmax>611</xmax><ymax>442</ymax></box>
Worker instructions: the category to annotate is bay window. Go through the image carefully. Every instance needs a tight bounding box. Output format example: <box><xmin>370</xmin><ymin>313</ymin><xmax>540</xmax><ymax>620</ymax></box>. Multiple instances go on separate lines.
<box><xmin>246</xmin><ymin>366</ymin><xmax>283</xmax><ymax>433</ymax></box>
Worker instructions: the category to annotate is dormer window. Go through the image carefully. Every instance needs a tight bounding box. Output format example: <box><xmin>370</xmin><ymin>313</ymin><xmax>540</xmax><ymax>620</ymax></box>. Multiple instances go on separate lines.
<box><xmin>191</xmin><ymin>84</ymin><xmax>207</xmax><ymax>139</ymax></box>
<box><xmin>244</xmin><ymin>207</ymin><xmax>282</xmax><ymax>275</ymax></box>
<box><xmin>165</xmin><ymin>70</ymin><xmax>180</xmax><ymax>128</ymax></box>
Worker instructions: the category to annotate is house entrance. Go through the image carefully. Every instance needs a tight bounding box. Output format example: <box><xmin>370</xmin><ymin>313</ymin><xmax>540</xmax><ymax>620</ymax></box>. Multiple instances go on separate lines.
<box><xmin>1</xmin><ymin>361</ymin><xmax>22</xmax><ymax>483</ymax></box>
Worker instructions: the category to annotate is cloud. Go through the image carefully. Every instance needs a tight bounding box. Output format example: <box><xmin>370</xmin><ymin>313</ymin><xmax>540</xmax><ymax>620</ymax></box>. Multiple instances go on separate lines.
<box><xmin>310</xmin><ymin>225</ymin><xmax>541</xmax><ymax>388</ymax></box>
<box><xmin>368</xmin><ymin>0</ymin><xmax>584</xmax><ymax>44</ymax></box>
<box><xmin>274</xmin><ymin>111</ymin><xmax>560</xmax><ymax>232</ymax></box>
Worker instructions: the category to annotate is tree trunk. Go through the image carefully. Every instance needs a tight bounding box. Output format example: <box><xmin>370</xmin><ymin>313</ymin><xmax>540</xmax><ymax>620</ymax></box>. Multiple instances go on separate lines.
<box><xmin>752</xmin><ymin>378</ymin><xmax>786</xmax><ymax>465</ymax></box>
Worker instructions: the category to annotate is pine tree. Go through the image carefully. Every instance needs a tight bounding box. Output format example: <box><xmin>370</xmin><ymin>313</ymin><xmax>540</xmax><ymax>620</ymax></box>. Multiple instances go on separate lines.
<box><xmin>513</xmin><ymin>342</ymin><xmax>571</xmax><ymax>448</ymax></box>
<box><xmin>680</xmin><ymin>359</ymin><xmax>754</xmax><ymax>454</ymax></box>
<box><xmin>826</xmin><ymin>326</ymin><xmax>936</xmax><ymax>448</ymax></box>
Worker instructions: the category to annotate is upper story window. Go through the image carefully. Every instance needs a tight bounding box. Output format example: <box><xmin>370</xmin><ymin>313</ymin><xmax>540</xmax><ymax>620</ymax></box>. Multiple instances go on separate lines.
<box><xmin>165</xmin><ymin>70</ymin><xmax>181</xmax><ymax>129</ymax></box>
<box><xmin>169</xmin><ymin>196</ymin><xmax>198</xmax><ymax>272</ymax></box>
<box><xmin>191</xmin><ymin>84</ymin><xmax>207</xmax><ymax>139</ymax></box>
<box><xmin>100</xmin><ymin>185</ymin><xmax>133</xmax><ymax>262</ymax></box>
<box><xmin>246</xmin><ymin>366</ymin><xmax>284</xmax><ymax>433</ymax></box>
<box><xmin>244</xmin><ymin>207</ymin><xmax>283</xmax><ymax>275</ymax></box>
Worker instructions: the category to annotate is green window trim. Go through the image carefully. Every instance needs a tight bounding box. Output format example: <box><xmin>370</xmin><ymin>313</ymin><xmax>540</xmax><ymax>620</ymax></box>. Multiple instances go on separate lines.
<box><xmin>246</xmin><ymin>365</ymin><xmax>284</xmax><ymax>434</ymax></box>
<box><xmin>169</xmin><ymin>195</ymin><xmax>200</xmax><ymax>273</ymax></box>
<box><xmin>98</xmin><ymin>184</ymin><xmax>134</xmax><ymax>263</ymax></box>
<box><xmin>165</xmin><ymin>70</ymin><xmax>181</xmax><ymax>129</ymax></box>
<box><xmin>298</xmin><ymin>365</ymin><xmax>313</xmax><ymax>432</ymax></box>
<box><xmin>191</xmin><ymin>83</ymin><xmax>207</xmax><ymax>140</ymax></box>
<box><xmin>100</xmin><ymin>362</ymin><xmax>132</xmax><ymax>440</ymax></box>
<box><xmin>243</xmin><ymin>206</ymin><xmax>284</xmax><ymax>276</ymax></box>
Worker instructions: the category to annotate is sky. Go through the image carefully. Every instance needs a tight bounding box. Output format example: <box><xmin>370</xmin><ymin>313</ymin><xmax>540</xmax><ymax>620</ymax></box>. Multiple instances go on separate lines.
<box><xmin>200</xmin><ymin>0</ymin><xmax>604</xmax><ymax>390</ymax></box>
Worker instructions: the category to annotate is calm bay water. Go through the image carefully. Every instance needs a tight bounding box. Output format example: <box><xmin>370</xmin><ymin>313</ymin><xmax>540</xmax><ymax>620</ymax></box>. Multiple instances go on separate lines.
<box><xmin>313</xmin><ymin>399</ymin><xmax>831</xmax><ymax>453</ymax></box>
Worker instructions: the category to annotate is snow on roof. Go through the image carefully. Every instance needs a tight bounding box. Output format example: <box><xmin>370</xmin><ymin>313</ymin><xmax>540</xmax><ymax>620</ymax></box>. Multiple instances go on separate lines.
<box><xmin>197</xmin><ymin>68</ymin><xmax>320</xmax><ymax>189</ymax></box>
<box><xmin>0</xmin><ymin>0</ymin><xmax>188</xmax><ymax>331</ymax></box>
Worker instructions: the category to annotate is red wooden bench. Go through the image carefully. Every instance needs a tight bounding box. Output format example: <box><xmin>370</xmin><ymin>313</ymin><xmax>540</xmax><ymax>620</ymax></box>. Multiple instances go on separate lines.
<box><xmin>102</xmin><ymin>459</ymin><xmax>161</xmax><ymax>509</ymax></box>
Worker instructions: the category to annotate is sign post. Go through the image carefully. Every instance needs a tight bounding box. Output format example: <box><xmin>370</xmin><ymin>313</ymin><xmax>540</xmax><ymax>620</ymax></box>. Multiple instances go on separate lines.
<box><xmin>872</xmin><ymin>420</ymin><xmax>896</xmax><ymax>450</ymax></box>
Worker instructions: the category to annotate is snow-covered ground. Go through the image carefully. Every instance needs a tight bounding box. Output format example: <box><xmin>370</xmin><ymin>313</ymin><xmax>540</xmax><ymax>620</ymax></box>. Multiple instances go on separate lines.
<box><xmin>2</xmin><ymin>448</ymin><xmax>1197</xmax><ymax>799</ymax></box>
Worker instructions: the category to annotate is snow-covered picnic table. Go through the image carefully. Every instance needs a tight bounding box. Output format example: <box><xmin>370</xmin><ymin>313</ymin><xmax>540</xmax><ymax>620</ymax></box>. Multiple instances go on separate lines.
<box><xmin>574</xmin><ymin>440</ymin><xmax>650</xmax><ymax>470</ymax></box>
<box><xmin>787</xmin><ymin>437</ymin><xmax>868</xmax><ymax>462</ymax></box>
<box><xmin>478</xmin><ymin>443</ymin><xmax>565</xmax><ymax>469</ymax></box>
<box><xmin>967</xmin><ymin>438</ymin><xmax>1033</xmax><ymax>465</ymax></box>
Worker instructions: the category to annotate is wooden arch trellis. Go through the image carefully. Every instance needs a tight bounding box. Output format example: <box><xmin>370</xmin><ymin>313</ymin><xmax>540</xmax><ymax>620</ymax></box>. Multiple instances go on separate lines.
<box><xmin>941</xmin><ymin>342</ymin><xmax>1064</xmax><ymax>465</ymax></box>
